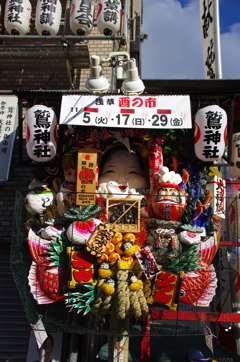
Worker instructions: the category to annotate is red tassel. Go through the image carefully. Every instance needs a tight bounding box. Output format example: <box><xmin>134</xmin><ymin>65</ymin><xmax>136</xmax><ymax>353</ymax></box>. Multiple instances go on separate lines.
<box><xmin>168</xmin><ymin>237</ymin><xmax>175</xmax><ymax>251</ymax></box>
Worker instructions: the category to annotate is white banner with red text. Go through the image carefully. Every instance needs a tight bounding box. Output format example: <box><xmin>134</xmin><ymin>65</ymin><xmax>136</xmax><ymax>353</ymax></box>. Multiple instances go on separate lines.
<box><xmin>59</xmin><ymin>95</ymin><xmax>192</xmax><ymax>129</ymax></box>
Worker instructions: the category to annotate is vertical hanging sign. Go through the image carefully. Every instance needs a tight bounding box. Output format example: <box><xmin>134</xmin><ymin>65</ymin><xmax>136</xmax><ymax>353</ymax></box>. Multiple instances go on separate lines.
<box><xmin>76</xmin><ymin>150</ymin><xmax>97</xmax><ymax>206</ymax></box>
<box><xmin>200</xmin><ymin>0</ymin><xmax>222</xmax><ymax>79</ymax></box>
<box><xmin>0</xmin><ymin>96</ymin><xmax>18</xmax><ymax>181</ymax></box>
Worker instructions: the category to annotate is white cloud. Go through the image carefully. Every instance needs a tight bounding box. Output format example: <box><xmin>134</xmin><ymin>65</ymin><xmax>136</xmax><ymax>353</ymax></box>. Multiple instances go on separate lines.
<box><xmin>142</xmin><ymin>0</ymin><xmax>203</xmax><ymax>79</ymax></box>
<box><xmin>142</xmin><ymin>0</ymin><xmax>240</xmax><ymax>79</ymax></box>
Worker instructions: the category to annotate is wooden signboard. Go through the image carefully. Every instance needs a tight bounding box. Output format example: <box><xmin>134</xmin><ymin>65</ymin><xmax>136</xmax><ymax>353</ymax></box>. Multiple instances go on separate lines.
<box><xmin>76</xmin><ymin>149</ymin><xmax>97</xmax><ymax>206</ymax></box>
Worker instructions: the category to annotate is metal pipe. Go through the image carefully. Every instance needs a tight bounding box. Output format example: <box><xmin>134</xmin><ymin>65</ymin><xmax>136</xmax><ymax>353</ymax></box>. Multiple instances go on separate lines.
<box><xmin>227</xmin><ymin>96</ymin><xmax>235</xmax><ymax>164</ymax></box>
<box><xmin>110</xmin><ymin>39</ymin><xmax>119</xmax><ymax>93</ymax></box>
<box><xmin>0</xmin><ymin>43</ymin><xmax>87</xmax><ymax>48</ymax></box>
<box><xmin>213</xmin><ymin>0</ymin><xmax>223</xmax><ymax>79</ymax></box>
<box><xmin>122</xmin><ymin>0</ymin><xmax>130</xmax><ymax>53</ymax></box>
<box><xmin>64</xmin><ymin>0</ymin><xmax>71</xmax><ymax>36</ymax></box>
<box><xmin>0</xmin><ymin>35</ymin><xmax>122</xmax><ymax>41</ymax></box>
<box><xmin>18</xmin><ymin>97</ymin><xmax>23</xmax><ymax>165</ymax></box>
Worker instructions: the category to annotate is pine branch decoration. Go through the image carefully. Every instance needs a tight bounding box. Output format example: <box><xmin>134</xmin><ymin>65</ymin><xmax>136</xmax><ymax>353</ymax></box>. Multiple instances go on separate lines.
<box><xmin>64</xmin><ymin>204</ymin><xmax>102</xmax><ymax>222</ymax></box>
<box><xmin>166</xmin><ymin>245</ymin><xmax>201</xmax><ymax>272</ymax></box>
<box><xmin>47</xmin><ymin>232</ymin><xmax>69</xmax><ymax>266</ymax></box>
<box><xmin>65</xmin><ymin>285</ymin><xmax>95</xmax><ymax>315</ymax></box>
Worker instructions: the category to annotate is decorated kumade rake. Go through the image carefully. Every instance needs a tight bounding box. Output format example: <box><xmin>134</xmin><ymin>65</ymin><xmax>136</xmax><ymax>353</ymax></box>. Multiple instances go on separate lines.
<box><xmin>19</xmin><ymin>123</ymin><xmax>224</xmax><ymax>329</ymax></box>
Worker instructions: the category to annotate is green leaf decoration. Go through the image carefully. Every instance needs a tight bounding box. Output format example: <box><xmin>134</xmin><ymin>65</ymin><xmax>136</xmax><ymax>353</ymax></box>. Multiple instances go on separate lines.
<box><xmin>47</xmin><ymin>231</ymin><xmax>69</xmax><ymax>266</ymax></box>
<box><xmin>87</xmin><ymin>295</ymin><xmax>95</xmax><ymax>303</ymax></box>
<box><xmin>84</xmin><ymin>305</ymin><xmax>92</xmax><ymax>316</ymax></box>
<box><xmin>48</xmin><ymin>261</ymin><xmax>59</xmax><ymax>267</ymax></box>
<box><xmin>76</xmin><ymin>303</ymin><xmax>84</xmax><ymax>309</ymax></box>
<box><xmin>66</xmin><ymin>298</ymin><xmax>81</xmax><ymax>304</ymax></box>
<box><xmin>181</xmin><ymin>224</ymin><xmax>203</xmax><ymax>233</ymax></box>
<box><xmin>166</xmin><ymin>245</ymin><xmax>201</xmax><ymax>272</ymax></box>
<box><xmin>84</xmin><ymin>285</ymin><xmax>95</xmax><ymax>291</ymax></box>
<box><xmin>52</xmin><ymin>243</ymin><xmax>63</xmax><ymax>254</ymax></box>
<box><xmin>64</xmin><ymin>285</ymin><xmax>95</xmax><ymax>315</ymax></box>
<box><xmin>64</xmin><ymin>204</ymin><xmax>102</xmax><ymax>221</ymax></box>
<box><xmin>84</xmin><ymin>291</ymin><xmax>95</xmax><ymax>296</ymax></box>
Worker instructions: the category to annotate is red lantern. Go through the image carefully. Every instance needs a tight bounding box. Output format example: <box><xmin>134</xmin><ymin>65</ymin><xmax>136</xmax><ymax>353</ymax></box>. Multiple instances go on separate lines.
<box><xmin>151</xmin><ymin>183</ymin><xmax>187</xmax><ymax>221</ymax></box>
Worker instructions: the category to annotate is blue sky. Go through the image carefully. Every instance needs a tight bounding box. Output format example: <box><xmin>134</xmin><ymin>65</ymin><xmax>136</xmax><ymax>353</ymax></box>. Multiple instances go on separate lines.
<box><xmin>142</xmin><ymin>0</ymin><xmax>240</xmax><ymax>79</ymax></box>
<box><xmin>219</xmin><ymin>0</ymin><xmax>240</xmax><ymax>33</ymax></box>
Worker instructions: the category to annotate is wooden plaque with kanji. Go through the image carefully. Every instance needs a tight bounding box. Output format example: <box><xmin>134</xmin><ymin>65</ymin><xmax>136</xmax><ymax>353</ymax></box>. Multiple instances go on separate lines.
<box><xmin>76</xmin><ymin>150</ymin><xmax>97</xmax><ymax>206</ymax></box>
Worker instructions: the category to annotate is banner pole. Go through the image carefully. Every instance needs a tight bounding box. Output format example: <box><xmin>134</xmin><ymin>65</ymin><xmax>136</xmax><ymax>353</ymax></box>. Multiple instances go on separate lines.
<box><xmin>213</xmin><ymin>0</ymin><xmax>222</xmax><ymax>79</ymax></box>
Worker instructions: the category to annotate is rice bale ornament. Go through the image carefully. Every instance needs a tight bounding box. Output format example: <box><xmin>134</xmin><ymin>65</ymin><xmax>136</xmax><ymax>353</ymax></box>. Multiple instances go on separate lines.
<box><xmin>151</xmin><ymin>167</ymin><xmax>188</xmax><ymax>221</ymax></box>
